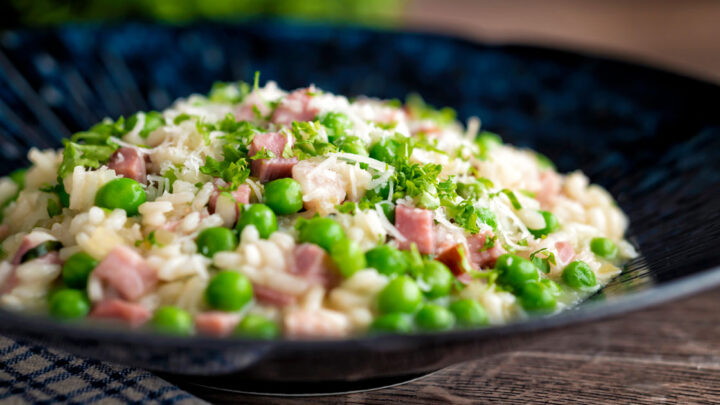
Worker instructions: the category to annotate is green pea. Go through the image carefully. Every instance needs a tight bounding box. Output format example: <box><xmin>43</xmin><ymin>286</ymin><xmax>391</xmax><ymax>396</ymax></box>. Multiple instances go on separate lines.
<box><xmin>330</xmin><ymin>238</ymin><xmax>367</xmax><ymax>278</ymax></box>
<box><xmin>369</xmin><ymin>138</ymin><xmax>400</xmax><ymax>164</ymax></box>
<box><xmin>496</xmin><ymin>254</ymin><xmax>540</xmax><ymax>290</ymax></box>
<box><xmin>338</xmin><ymin>137</ymin><xmax>368</xmax><ymax>156</ymax></box>
<box><xmin>236</xmin><ymin>204</ymin><xmax>278</xmax><ymax>239</ymax></box>
<box><xmin>415</xmin><ymin>303</ymin><xmax>455</xmax><ymax>331</ymax></box>
<box><xmin>370</xmin><ymin>313</ymin><xmax>414</xmax><ymax>334</ymax></box>
<box><xmin>235</xmin><ymin>314</ymin><xmax>280</xmax><ymax>339</ymax></box>
<box><xmin>540</xmin><ymin>278</ymin><xmax>562</xmax><ymax>297</ymax></box>
<box><xmin>196</xmin><ymin>227</ymin><xmax>238</xmax><ymax>258</ymax></box>
<box><xmin>320</xmin><ymin>112</ymin><xmax>352</xmax><ymax>142</ymax></box>
<box><xmin>456</xmin><ymin>181</ymin><xmax>487</xmax><ymax>200</ymax></box>
<box><xmin>562</xmin><ymin>261</ymin><xmax>597</xmax><ymax>290</ymax></box>
<box><xmin>264</xmin><ymin>178</ymin><xmax>303</xmax><ymax>215</ymax></box>
<box><xmin>48</xmin><ymin>289</ymin><xmax>90</xmax><ymax>320</ymax></box>
<box><xmin>590</xmin><ymin>237</ymin><xmax>618</xmax><ymax>260</ymax></box>
<box><xmin>519</xmin><ymin>281</ymin><xmax>557</xmax><ymax>312</ymax></box>
<box><xmin>449</xmin><ymin>299</ymin><xmax>489</xmax><ymax>327</ymax></box>
<box><xmin>205</xmin><ymin>271</ymin><xmax>253</xmax><ymax>311</ymax></box>
<box><xmin>94</xmin><ymin>178</ymin><xmax>147</xmax><ymax>216</ymax></box>
<box><xmin>528</xmin><ymin>211</ymin><xmax>559</xmax><ymax>238</ymax></box>
<box><xmin>62</xmin><ymin>252</ymin><xmax>98</xmax><ymax>289</ymax></box>
<box><xmin>9</xmin><ymin>168</ymin><xmax>26</xmax><ymax>189</ymax></box>
<box><xmin>418</xmin><ymin>260</ymin><xmax>453</xmax><ymax>298</ymax></box>
<box><xmin>378</xmin><ymin>275</ymin><xmax>422</xmax><ymax>314</ymax></box>
<box><xmin>365</xmin><ymin>245</ymin><xmax>407</xmax><ymax>276</ymax></box>
<box><xmin>151</xmin><ymin>306</ymin><xmax>193</xmax><ymax>335</ymax></box>
<box><xmin>297</xmin><ymin>217</ymin><xmax>345</xmax><ymax>251</ymax></box>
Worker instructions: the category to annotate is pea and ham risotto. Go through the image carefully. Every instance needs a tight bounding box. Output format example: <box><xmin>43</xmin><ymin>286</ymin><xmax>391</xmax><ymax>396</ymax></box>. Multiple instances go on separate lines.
<box><xmin>0</xmin><ymin>80</ymin><xmax>636</xmax><ymax>338</ymax></box>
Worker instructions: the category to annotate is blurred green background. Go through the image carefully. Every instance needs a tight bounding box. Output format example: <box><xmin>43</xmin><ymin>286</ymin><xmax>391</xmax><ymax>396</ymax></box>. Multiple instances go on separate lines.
<box><xmin>3</xmin><ymin>0</ymin><xmax>405</xmax><ymax>27</ymax></box>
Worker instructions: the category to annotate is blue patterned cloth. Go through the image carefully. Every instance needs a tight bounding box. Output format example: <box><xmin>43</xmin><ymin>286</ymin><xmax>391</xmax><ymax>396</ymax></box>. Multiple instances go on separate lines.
<box><xmin>0</xmin><ymin>336</ymin><xmax>201</xmax><ymax>404</ymax></box>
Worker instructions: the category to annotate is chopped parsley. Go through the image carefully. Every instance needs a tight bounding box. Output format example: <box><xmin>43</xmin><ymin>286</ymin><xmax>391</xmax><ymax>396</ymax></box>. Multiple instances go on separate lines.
<box><xmin>208</xmin><ymin>81</ymin><xmax>251</xmax><ymax>104</ymax></box>
<box><xmin>536</xmin><ymin>152</ymin><xmax>556</xmax><ymax>170</ymax></box>
<box><xmin>249</xmin><ymin>147</ymin><xmax>276</xmax><ymax>160</ymax></box>
<box><xmin>173</xmin><ymin>113</ymin><xmax>193</xmax><ymax>125</ymax></box>
<box><xmin>474</xmin><ymin>131</ymin><xmax>502</xmax><ymax>160</ymax></box>
<box><xmin>290</xmin><ymin>121</ymin><xmax>337</xmax><ymax>160</ymax></box>
<box><xmin>199</xmin><ymin>156</ymin><xmax>250</xmax><ymax>192</ymax></box>
<box><xmin>444</xmin><ymin>199</ymin><xmax>497</xmax><ymax>234</ymax></box>
<box><xmin>529</xmin><ymin>248</ymin><xmax>557</xmax><ymax>274</ymax></box>
<box><xmin>336</xmin><ymin>201</ymin><xmax>357</xmax><ymax>214</ymax></box>
<box><xmin>490</xmin><ymin>189</ymin><xmax>523</xmax><ymax>210</ymax></box>
<box><xmin>405</xmin><ymin>93</ymin><xmax>456</xmax><ymax>127</ymax></box>
<box><xmin>126</xmin><ymin>111</ymin><xmax>165</xmax><ymax>139</ymax></box>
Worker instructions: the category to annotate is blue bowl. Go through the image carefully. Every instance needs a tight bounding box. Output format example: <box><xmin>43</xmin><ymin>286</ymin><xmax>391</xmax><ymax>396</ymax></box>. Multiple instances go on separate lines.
<box><xmin>1</xmin><ymin>21</ymin><xmax>719</xmax><ymax>393</ymax></box>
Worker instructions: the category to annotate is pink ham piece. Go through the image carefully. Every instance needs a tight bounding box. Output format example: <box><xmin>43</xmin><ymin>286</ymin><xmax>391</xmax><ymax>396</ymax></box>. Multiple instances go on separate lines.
<box><xmin>290</xmin><ymin>243</ymin><xmax>337</xmax><ymax>287</ymax></box>
<box><xmin>208</xmin><ymin>183</ymin><xmax>251</xmax><ymax>213</ymax></box>
<box><xmin>195</xmin><ymin>312</ymin><xmax>241</xmax><ymax>337</ymax></box>
<box><xmin>0</xmin><ymin>224</ymin><xmax>9</xmax><ymax>241</ymax></box>
<box><xmin>271</xmin><ymin>88</ymin><xmax>320</xmax><ymax>126</ymax></box>
<box><xmin>248</xmin><ymin>132</ymin><xmax>298</xmax><ymax>182</ymax></box>
<box><xmin>467</xmin><ymin>232</ymin><xmax>505</xmax><ymax>269</ymax></box>
<box><xmin>235</xmin><ymin>92</ymin><xmax>272</xmax><ymax>122</ymax></box>
<box><xmin>92</xmin><ymin>246</ymin><xmax>157</xmax><ymax>301</ymax></box>
<box><xmin>108</xmin><ymin>147</ymin><xmax>147</xmax><ymax>184</ymax></box>
<box><xmin>253</xmin><ymin>284</ymin><xmax>297</xmax><ymax>307</ymax></box>
<box><xmin>555</xmin><ymin>241</ymin><xmax>575</xmax><ymax>266</ymax></box>
<box><xmin>395</xmin><ymin>205</ymin><xmax>435</xmax><ymax>254</ymax></box>
<box><xmin>90</xmin><ymin>299</ymin><xmax>151</xmax><ymax>327</ymax></box>
<box><xmin>536</xmin><ymin>171</ymin><xmax>561</xmax><ymax>208</ymax></box>
<box><xmin>435</xmin><ymin>244</ymin><xmax>471</xmax><ymax>276</ymax></box>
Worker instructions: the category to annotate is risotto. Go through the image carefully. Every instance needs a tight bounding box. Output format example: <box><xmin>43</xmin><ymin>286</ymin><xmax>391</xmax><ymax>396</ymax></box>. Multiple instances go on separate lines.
<box><xmin>0</xmin><ymin>78</ymin><xmax>636</xmax><ymax>338</ymax></box>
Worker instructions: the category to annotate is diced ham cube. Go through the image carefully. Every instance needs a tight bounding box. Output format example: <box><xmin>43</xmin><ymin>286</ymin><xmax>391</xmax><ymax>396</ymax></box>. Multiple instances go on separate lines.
<box><xmin>11</xmin><ymin>232</ymin><xmax>57</xmax><ymax>265</ymax></box>
<box><xmin>0</xmin><ymin>224</ymin><xmax>9</xmax><ymax>241</ymax></box>
<box><xmin>248</xmin><ymin>132</ymin><xmax>298</xmax><ymax>182</ymax></box>
<box><xmin>208</xmin><ymin>183</ymin><xmax>251</xmax><ymax>213</ymax></box>
<box><xmin>536</xmin><ymin>171</ymin><xmax>561</xmax><ymax>208</ymax></box>
<box><xmin>195</xmin><ymin>312</ymin><xmax>241</xmax><ymax>337</ymax></box>
<box><xmin>108</xmin><ymin>147</ymin><xmax>147</xmax><ymax>184</ymax></box>
<box><xmin>290</xmin><ymin>243</ymin><xmax>336</xmax><ymax>287</ymax></box>
<box><xmin>456</xmin><ymin>272</ymin><xmax>473</xmax><ymax>285</ymax></box>
<box><xmin>435</xmin><ymin>243</ymin><xmax>471</xmax><ymax>276</ymax></box>
<box><xmin>235</xmin><ymin>92</ymin><xmax>272</xmax><ymax>122</ymax></box>
<box><xmin>467</xmin><ymin>232</ymin><xmax>505</xmax><ymax>269</ymax></box>
<box><xmin>90</xmin><ymin>299</ymin><xmax>151</xmax><ymax>327</ymax></box>
<box><xmin>93</xmin><ymin>246</ymin><xmax>157</xmax><ymax>301</ymax></box>
<box><xmin>271</xmin><ymin>88</ymin><xmax>320</xmax><ymax>126</ymax></box>
<box><xmin>253</xmin><ymin>284</ymin><xmax>297</xmax><ymax>307</ymax></box>
<box><xmin>555</xmin><ymin>241</ymin><xmax>575</xmax><ymax>266</ymax></box>
<box><xmin>395</xmin><ymin>205</ymin><xmax>435</xmax><ymax>254</ymax></box>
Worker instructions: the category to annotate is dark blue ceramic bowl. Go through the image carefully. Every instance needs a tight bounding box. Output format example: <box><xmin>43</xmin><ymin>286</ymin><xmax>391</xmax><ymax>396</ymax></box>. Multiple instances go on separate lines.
<box><xmin>1</xmin><ymin>21</ymin><xmax>719</xmax><ymax>394</ymax></box>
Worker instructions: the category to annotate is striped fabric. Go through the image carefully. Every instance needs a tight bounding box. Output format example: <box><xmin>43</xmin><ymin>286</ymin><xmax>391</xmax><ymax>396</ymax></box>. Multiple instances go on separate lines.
<box><xmin>0</xmin><ymin>335</ymin><xmax>202</xmax><ymax>404</ymax></box>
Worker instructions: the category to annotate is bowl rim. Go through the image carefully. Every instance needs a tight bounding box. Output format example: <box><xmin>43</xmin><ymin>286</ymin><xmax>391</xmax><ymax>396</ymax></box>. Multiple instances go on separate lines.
<box><xmin>1</xmin><ymin>21</ymin><xmax>719</xmax><ymax>352</ymax></box>
<box><xmin>2</xmin><ymin>264</ymin><xmax>718</xmax><ymax>351</ymax></box>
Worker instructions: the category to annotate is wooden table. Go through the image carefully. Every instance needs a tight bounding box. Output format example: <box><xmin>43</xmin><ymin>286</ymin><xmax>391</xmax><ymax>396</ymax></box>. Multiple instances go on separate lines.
<box><xmin>180</xmin><ymin>286</ymin><xmax>720</xmax><ymax>404</ymax></box>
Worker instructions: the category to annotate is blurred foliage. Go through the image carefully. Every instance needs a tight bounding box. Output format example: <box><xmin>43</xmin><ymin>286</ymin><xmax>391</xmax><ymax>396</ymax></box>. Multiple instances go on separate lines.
<box><xmin>4</xmin><ymin>0</ymin><xmax>406</xmax><ymax>27</ymax></box>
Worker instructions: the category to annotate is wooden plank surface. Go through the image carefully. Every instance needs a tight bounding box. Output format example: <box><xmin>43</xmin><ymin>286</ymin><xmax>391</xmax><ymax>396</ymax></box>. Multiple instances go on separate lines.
<box><xmin>404</xmin><ymin>0</ymin><xmax>720</xmax><ymax>84</ymax></box>
<box><xmin>180</xmin><ymin>286</ymin><xmax>720</xmax><ymax>404</ymax></box>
